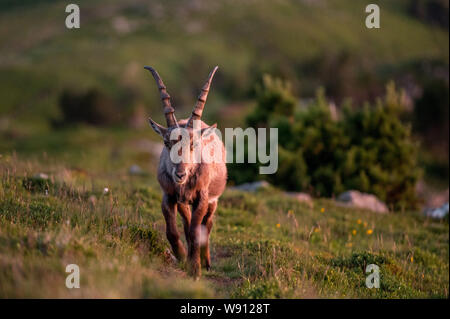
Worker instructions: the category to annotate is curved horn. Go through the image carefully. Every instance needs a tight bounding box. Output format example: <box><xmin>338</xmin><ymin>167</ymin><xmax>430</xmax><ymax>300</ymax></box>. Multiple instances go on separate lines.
<box><xmin>144</xmin><ymin>66</ymin><xmax>178</xmax><ymax>127</ymax></box>
<box><xmin>186</xmin><ymin>66</ymin><xmax>218</xmax><ymax>128</ymax></box>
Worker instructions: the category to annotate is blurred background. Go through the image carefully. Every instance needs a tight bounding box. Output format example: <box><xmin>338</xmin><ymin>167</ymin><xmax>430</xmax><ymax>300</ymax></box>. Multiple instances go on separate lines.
<box><xmin>0</xmin><ymin>0</ymin><xmax>448</xmax><ymax>211</ymax></box>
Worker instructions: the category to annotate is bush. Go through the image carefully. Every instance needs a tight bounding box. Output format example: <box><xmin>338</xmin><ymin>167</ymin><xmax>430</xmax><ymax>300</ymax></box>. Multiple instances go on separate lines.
<box><xmin>246</xmin><ymin>74</ymin><xmax>296</xmax><ymax>128</ymax></box>
<box><xmin>229</xmin><ymin>76</ymin><xmax>420</xmax><ymax>210</ymax></box>
<box><xmin>265</xmin><ymin>147</ymin><xmax>310</xmax><ymax>191</ymax></box>
<box><xmin>341</xmin><ymin>100</ymin><xmax>420</xmax><ymax>209</ymax></box>
<box><xmin>54</xmin><ymin>88</ymin><xmax>119</xmax><ymax>127</ymax></box>
<box><xmin>413</xmin><ymin>79</ymin><xmax>449</xmax><ymax>157</ymax></box>
<box><xmin>409</xmin><ymin>0</ymin><xmax>449</xmax><ymax>28</ymax></box>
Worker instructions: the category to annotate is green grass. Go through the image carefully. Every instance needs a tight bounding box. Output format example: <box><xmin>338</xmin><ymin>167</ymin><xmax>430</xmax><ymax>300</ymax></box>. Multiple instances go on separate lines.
<box><xmin>0</xmin><ymin>127</ymin><xmax>448</xmax><ymax>298</ymax></box>
<box><xmin>0</xmin><ymin>0</ymin><xmax>448</xmax><ymax>128</ymax></box>
<box><xmin>0</xmin><ymin>0</ymin><xmax>448</xmax><ymax>298</ymax></box>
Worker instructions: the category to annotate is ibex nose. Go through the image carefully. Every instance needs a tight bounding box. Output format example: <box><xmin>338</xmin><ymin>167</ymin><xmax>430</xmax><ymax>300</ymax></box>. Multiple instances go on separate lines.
<box><xmin>175</xmin><ymin>171</ymin><xmax>186</xmax><ymax>179</ymax></box>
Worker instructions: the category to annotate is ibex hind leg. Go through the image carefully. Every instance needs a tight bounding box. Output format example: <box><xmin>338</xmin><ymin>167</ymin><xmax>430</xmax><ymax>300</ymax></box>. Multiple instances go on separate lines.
<box><xmin>162</xmin><ymin>195</ymin><xmax>187</xmax><ymax>262</ymax></box>
<box><xmin>201</xmin><ymin>200</ymin><xmax>217</xmax><ymax>271</ymax></box>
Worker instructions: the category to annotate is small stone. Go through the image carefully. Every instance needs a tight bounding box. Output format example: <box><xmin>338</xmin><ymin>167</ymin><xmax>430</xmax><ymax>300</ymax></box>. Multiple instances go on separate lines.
<box><xmin>285</xmin><ymin>192</ymin><xmax>313</xmax><ymax>207</ymax></box>
<box><xmin>129</xmin><ymin>164</ymin><xmax>144</xmax><ymax>175</ymax></box>
<box><xmin>424</xmin><ymin>202</ymin><xmax>449</xmax><ymax>219</ymax></box>
<box><xmin>232</xmin><ymin>181</ymin><xmax>271</xmax><ymax>192</ymax></box>
<box><xmin>337</xmin><ymin>190</ymin><xmax>388</xmax><ymax>213</ymax></box>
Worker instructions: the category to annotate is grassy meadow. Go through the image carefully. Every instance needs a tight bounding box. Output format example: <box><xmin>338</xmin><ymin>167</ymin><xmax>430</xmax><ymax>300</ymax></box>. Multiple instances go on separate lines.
<box><xmin>0</xmin><ymin>127</ymin><xmax>448</xmax><ymax>298</ymax></box>
<box><xmin>0</xmin><ymin>0</ymin><xmax>448</xmax><ymax>298</ymax></box>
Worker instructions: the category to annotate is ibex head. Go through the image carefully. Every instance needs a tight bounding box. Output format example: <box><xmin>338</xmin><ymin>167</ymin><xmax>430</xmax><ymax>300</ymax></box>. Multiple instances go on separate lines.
<box><xmin>145</xmin><ymin>66</ymin><xmax>219</xmax><ymax>185</ymax></box>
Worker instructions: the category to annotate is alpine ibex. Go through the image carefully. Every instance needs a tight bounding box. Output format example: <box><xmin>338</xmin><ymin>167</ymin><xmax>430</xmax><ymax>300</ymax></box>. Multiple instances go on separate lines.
<box><xmin>145</xmin><ymin>66</ymin><xmax>227</xmax><ymax>278</ymax></box>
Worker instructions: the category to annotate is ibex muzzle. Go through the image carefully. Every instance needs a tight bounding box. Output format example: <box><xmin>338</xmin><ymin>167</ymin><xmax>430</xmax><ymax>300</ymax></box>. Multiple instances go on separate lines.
<box><xmin>145</xmin><ymin>66</ymin><xmax>227</xmax><ymax>278</ymax></box>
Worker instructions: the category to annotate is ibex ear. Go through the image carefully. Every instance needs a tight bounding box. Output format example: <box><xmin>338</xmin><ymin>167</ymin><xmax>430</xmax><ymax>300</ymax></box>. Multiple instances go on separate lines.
<box><xmin>148</xmin><ymin>117</ymin><xmax>167</xmax><ymax>137</ymax></box>
<box><xmin>201</xmin><ymin>123</ymin><xmax>217</xmax><ymax>139</ymax></box>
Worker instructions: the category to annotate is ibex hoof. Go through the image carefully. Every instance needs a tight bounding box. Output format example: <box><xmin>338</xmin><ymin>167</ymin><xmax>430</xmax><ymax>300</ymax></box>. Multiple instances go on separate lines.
<box><xmin>165</xmin><ymin>249</ymin><xmax>178</xmax><ymax>263</ymax></box>
<box><xmin>188</xmin><ymin>262</ymin><xmax>201</xmax><ymax>279</ymax></box>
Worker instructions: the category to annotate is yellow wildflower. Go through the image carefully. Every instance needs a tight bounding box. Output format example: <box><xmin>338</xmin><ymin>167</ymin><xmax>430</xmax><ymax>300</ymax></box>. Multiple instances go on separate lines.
<box><xmin>320</xmin><ymin>207</ymin><xmax>325</xmax><ymax>213</ymax></box>
<box><xmin>363</xmin><ymin>222</ymin><xmax>368</xmax><ymax>228</ymax></box>
<box><xmin>276</xmin><ymin>223</ymin><xmax>281</xmax><ymax>228</ymax></box>
<box><xmin>366</xmin><ymin>229</ymin><xmax>373</xmax><ymax>235</ymax></box>
<box><xmin>410</xmin><ymin>256</ymin><xmax>414</xmax><ymax>263</ymax></box>
<box><xmin>314</xmin><ymin>227</ymin><xmax>320</xmax><ymax>233</ymax></box>
<box><xmin>357</xmin><ymin>219</ymin><xmax>362</xmax><ymax>225</ymax></box>
<box><xmin>352</xmin><ymin>229</ymin><xmax>357</xmax><ymax>236</ymax></box>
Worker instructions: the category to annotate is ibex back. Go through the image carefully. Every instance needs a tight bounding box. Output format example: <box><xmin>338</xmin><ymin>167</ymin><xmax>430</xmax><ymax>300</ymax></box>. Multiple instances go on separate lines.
<box><xmin>145</xmin><ymin>66</ymin><xmax>227</xmax><ymax>278</ymax></box>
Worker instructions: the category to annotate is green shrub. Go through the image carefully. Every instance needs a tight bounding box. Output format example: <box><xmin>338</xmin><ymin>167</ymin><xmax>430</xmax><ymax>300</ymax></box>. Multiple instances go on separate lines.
<box><xmin>341</xmin><ymin>96</ymin><xmax>420</xmax><ymax>209</ymax></box>
<box><xmin>409</xmin><ymin>0</ymin><xmax>449</xmax><ymax>28</ymax></box>
<box><xmin>22</xmin><ymin>176</ymin><xmax>53</xmax><ymax>193</ymax></box>
<box><xmin>265</xmin><ymin>147</ymin><xmax>309</xmax><ymax>191</ymax></box>
<box><xmin>229</xmin><ymin>75</ymin><xmax>420</xmax><ymax>209</ymax></box>
<box><xmin>413</xmin><ymin>79</ymin><xmax>449</xmax><ymax>155</ymax></box>
<box><xmin>54</xmin><ymin>88</ymin><xmax>119</xmax><ymax>127</ymax></box>
<box><xmin>246</xmin><ymin>74</ymin><xmax>296</xmax><ymax>128</ymax></box>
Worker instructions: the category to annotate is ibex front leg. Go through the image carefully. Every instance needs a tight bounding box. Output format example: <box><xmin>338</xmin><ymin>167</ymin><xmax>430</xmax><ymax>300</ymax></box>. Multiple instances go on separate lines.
<box><xmin>177</xmin><ymin>203</ymin><xmax>191</xmax><ymax>247</ymax></box>
<box><xmin>162</xmin><ymin>194</ymin><xmax>186</xmax><ymax>262</ymax></box>
<box><xmin>201</xmin><ymin>200</ymin><xmax>217</xmax><ymax>271</ymax></box>
<box><xmin>188</xmin><ymin>193</ymin><xmax>209</xmax><ymax>278</ymax></box>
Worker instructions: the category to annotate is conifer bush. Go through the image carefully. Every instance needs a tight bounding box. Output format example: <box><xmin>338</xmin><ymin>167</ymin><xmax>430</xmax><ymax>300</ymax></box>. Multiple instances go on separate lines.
<box><xmin>229</xmin><ymin>75</ymin><xmax>420</xmax><ymax>210</ymax></box>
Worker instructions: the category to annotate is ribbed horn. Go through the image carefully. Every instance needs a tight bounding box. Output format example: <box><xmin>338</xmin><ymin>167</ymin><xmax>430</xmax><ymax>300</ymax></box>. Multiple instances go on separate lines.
<box><xmin>186</xmin><ymin>66</ymin><xmax>218</xmax><ymax>128</ymax></box>
<box><xmin>144</xmin><ymin>66</ymin><xmax>178</xmax><ymax>127</ymax></box>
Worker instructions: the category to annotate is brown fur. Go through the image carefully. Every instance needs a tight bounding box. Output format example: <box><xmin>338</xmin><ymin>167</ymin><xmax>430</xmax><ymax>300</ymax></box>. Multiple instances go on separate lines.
<box><xmin>152</xmin><ymin>119</ymin><xmax>227</xmax><ymax>278</ymax></box>
<box><xmin>146</xmin><ymin>66</ymin><xmax>226</xmax><ymax>278</ymax></box>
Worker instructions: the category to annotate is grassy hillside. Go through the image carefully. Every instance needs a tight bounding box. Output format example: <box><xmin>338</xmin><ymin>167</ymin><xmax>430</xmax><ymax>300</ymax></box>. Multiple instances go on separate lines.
<box><xmin>0</xmin><ymin>0</ymin><xmax>448</xmax><ymax>298</ymax></box>
<box><xmin>0</xmin><ymin>127</ymin><xmax>448</xmax><ymax>298</ymax></box>
<box><xmin>0</xmin><ymin>0</ymin><xmax>448</xmax><ymax>128</ymax></box>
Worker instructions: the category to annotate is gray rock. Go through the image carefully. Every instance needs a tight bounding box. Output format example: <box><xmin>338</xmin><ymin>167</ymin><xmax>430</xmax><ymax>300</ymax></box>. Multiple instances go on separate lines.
<box><xmin>424</xmin><ymin>202</ymin><xmax>449</xmax><ymax>219</ymax></box>
<box><xmin>427</xmin><ymin>189</ymin><xmax>449</xmax><ymax>208</ymax></box>
<box><xmin>129</xmin><ymin>164</ymin><xmax>144</xmax><ymax>175</ymax></box>
<box><xmin>285</xmin><ymin>192</ymin><xmax>313</xmax><ymax>205</ymax></box>
<box><xmin>232</xmin><ymin>181</ymin><xmax>271</xmax><ymax>192</ymax></box>
<box><xmin>337</xmin><ymin>190</ymin><xmax>388</xmax><ymax>213</ymax></box>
